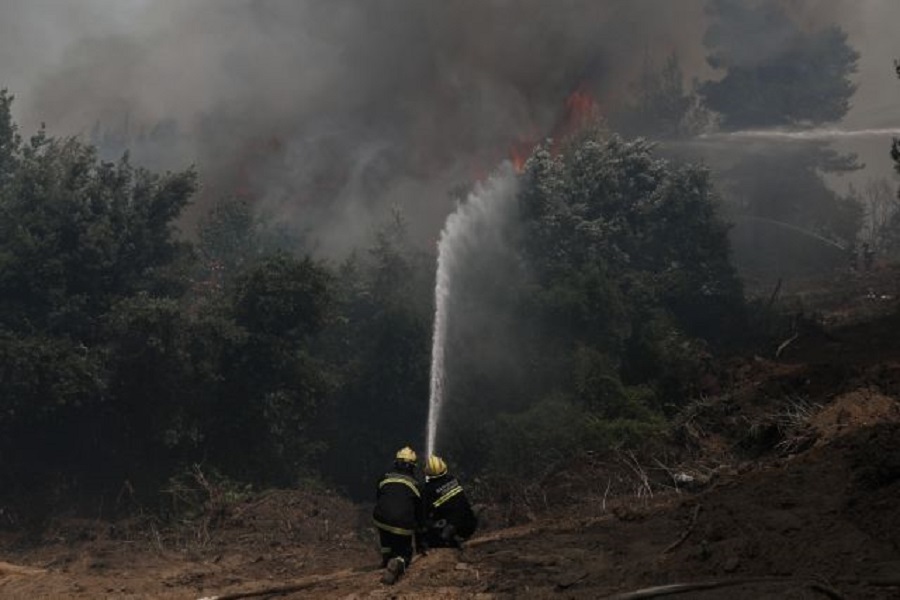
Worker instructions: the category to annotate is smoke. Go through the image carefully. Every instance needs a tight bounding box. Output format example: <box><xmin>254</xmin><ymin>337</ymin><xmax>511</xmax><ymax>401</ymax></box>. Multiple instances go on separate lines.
<box><xmin>1</xmin><ymin>1</ymin><xmax>897</xmax><ymax>255</ymax></box>
<box><xmin>0</xmin><ymin>0</ymin><xmax>713</xmax><ymax>255</ymax></box>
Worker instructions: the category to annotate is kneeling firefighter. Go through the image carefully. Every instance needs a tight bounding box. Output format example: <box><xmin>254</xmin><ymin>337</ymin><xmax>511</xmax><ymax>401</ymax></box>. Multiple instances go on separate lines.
<box><xmin>373</xmin><ymin>446</ymin><xmax>423</xmax><ymax>584</ymax></box>
<box><xmin>422</xmin><ymin>455</ymin><xmax>477</xmax><ymax>549</ymax></box>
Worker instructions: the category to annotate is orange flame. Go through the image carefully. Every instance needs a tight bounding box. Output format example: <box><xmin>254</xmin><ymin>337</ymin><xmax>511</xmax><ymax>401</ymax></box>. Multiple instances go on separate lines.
<box><xmin>472</xmin><ymin>85</ymin><xmax>601</xmax><ymax>181</ymax></box>
<box><xmin>559</xmin><ymin>87</ymin><xmax>600</xmax><ymax>138</ymax></box>
<box><xmin>508</xmin><ymin>86</ymin><xmax>601</xmax><ymax>172</ymax></box>
<box><xmin>510</xmin><ymin>140</ymin><xmax>532</xmax><ymax>173</ymax></box>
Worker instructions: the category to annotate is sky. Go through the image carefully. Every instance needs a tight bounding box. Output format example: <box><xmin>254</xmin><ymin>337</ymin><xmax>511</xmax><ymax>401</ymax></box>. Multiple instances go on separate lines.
<box><xmin>1</xmin><ymin>0</ymin><xmax>899</xmax><ymax>253</ymax></box>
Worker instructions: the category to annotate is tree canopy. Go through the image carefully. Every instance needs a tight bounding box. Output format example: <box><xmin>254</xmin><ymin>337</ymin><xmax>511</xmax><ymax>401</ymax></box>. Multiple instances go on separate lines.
<box><xmin>699</xmin><ymin>0</ymin><xmax>858</xmax><ymax>130</ymax></box>
<box><xmin>438</xmin><ymin>126</ymin><xmax>745</xmax><ymax>476</ymax></box>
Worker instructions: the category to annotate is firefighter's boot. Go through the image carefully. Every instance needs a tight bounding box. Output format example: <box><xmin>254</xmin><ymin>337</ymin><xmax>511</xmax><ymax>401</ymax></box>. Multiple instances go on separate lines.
<box><xmin>381</xmin><ymin>556</ymin><xmax>405</xmax><ymax>585</ymax></box>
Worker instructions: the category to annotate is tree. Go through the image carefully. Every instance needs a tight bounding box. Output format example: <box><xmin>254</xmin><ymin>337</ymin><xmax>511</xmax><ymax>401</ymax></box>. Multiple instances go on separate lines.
<box><xmin>699</xmin><ymin>0</ymin><xmax>858</xmax><ymax>129</ymax></box>
<box><xmin>616</xmin><ymin>52</ymin><xmax>712</xmax><ymax>139</ymax></box>
<box><xmin>0</xmin><ymin>90</ymin><xmax>20</xmax><ymax>187</ymax></box>
<box><xmin>316</xmin><ymin>212</ymin><xmax>433</xmax><ymax>498</ymax></box>
<box><xmin>714</xmin><ymin>143</ymin><xmax>862</xmax><ymax>275</ymax></box>
<box><xmin>0</xmin><ymin>91</ymin><xmax>199</xmax><ymax>502</ymax></box>
<box><xmin>519</xmin><ymin>130</ymin><xmax>743</xmax><ymax>345</ymax></box>
<box><xmin>441</xmin><ymin>126</ymin><xmax>745</xmax><ymax>476</ymax></box>
<box><xmin>0</xmin><ymin>122</ymin><xmax>196</xmax><ymax>338</ymax></box>
<box><xmin>214</xmin><ymin>253</ymin><xmax>336</xmax><ymax>483</ymax></box>
<box><xmin>196</xmin><ymin>195</ymin><xmax>259</xmax><ymax>289</ymax></box>
<box><xmin>846</xmin><ymin>179</ymin><xmax>898</xmax><ymax>255</ymax></box>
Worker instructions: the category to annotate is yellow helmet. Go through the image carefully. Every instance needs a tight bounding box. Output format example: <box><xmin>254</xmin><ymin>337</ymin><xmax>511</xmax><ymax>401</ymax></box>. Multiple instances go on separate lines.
<box><xmin>424</xmin><ymin>455</ymin><xmax>448</xmax><ymax>478</ymax></box>
<box><xmin>395</xmin><ymin>446</ymin><xmax>417</xmax><ymax>464</ymax></box>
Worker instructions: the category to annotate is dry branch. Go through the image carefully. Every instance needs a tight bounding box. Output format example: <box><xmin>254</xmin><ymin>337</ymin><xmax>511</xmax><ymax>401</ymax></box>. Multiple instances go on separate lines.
<box><xmin>619</xmin><ymin>450</ymin><xmax>653</xmax><ymax>499</ymax></box>
<box><xmin>775</xmin><ymin>332</ymin><xmax>799</xmax><ymax>358</ymax></box>
<box><xmin>662</xmin><ymin>504</ymin><xmax>700</xmax><ymax>554</ymax></box>
<box><xmin>0</xmin><ymin>561</ymin><xmax>46</xmax><ymax>577</ymax></box>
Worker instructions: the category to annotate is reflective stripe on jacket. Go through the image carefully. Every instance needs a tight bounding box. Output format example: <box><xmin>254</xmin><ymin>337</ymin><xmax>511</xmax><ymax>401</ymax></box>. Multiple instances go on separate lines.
<box><xmin>423</xmin><ymin>473</ymin><xmax>477</xmax><ymax>539</ymax></box>
<box><xmin>373</xmin><ymin>470</ymin><xmax>422</xmax><ymax>534</ymax></box>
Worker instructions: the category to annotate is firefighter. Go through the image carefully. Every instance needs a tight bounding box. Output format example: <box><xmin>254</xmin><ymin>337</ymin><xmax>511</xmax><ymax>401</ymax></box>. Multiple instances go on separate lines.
<box><xmin>421</xmin><ymin>455</ymin><xmax>477</xmax><ymax>549</ymax></box>
<box><xmin>373</xmin><ymin>446</ymin><xmax>423</xmax><ymax>584</ymax></box>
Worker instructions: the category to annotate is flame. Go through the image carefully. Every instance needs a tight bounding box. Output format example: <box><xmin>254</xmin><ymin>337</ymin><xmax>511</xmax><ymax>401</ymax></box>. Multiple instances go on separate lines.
<box><xmin>559</xmin><ymin>87</ymin><xmax>600</xmax><ymax>138</ymax></box>
<box><xmin>510</xmin><ymin>139</ymin><xmax>532</xmax><ymax>173</ymax></box>
<box><xmin>470</xmin><ymin>84</ymin><xmax>601</xmax><ymax>182</ymax></box>
<box><xmin>507</xmin><ymin>86</ymin><xmax>601</xmax><ymax>173</ymax></box>
<box><xmin>565</xmin><ymin>89</ymin><xmax>596</xmax><ymax>122</ymax></box>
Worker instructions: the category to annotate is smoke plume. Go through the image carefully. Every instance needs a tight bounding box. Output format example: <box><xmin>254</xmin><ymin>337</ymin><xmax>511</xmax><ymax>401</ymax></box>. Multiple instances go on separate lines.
<box><xmin>1</xmin><ymin>0</ymin><xmax>713</xmax><ymax>255</ymax></box>
<box><xmin>1</xmin><ymin>1</ymin><xmax>897</xmax><ymax>255</ymax></box>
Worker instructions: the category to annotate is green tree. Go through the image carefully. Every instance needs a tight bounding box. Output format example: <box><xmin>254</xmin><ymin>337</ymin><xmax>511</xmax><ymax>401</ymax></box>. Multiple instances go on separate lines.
<box><xmin>0</xmin><ymin>91</ymin><xmax>198</xmax><ymax>502</ymax></box>
<box><xmin>316</xmin><ymin>212</ymin><xmax>432</xmax><ymax>498</ymax></box>
<box><xmin>0</xmin><ymin>124</ymin><xmax>196</xmax><ymax>338</ymax></box>
<box><xmin>443</xmin><ymin>127</ymin><xmax>745</xmax><ymax>477</ymax></box>
<box><xmin>699</xmin><ymin>0</ymin><xmax>858</xmax><ymax>129</ymax></box>
<box><xmin>215</xmin><ymin>253</ymin><xmax>336</xmax><ymax>483</ymax></box>
<box><xmin>520</xmin><ymin>131</ymin><xmax>743</xmax><ymax>345</ymax></box>
<box><xmin>617</xmin><ymin>52</ymin><xmax>711</xmax><ymax>139</ymax></box>
<box><xmin>0</xmin><ymin>90</ymin><xmax>20</xmax><ymax>186</ymax></box>
<box><xmin>196</xmin><ymin>195</ymin><xmax>258</xmax><ymax>286</ymax></box>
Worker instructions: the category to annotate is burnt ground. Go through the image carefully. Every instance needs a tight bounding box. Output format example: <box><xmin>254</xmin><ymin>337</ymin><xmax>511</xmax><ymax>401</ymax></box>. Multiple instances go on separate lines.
<box><xmin>3</xmin><ymin>267</ymin><xmax>900</xmax><ymax>599</ymax></box>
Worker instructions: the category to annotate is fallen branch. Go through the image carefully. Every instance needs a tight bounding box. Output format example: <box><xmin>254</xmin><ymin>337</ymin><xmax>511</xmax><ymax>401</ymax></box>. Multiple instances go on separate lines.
<box><xmin>775</xmin><ymin>332</ymin><xmax>799</xmax><ymax>358</ymax></box>
<box><xmin>662</xmin><ymin>504</ymin><xmax>700</xmax><ymax>554</ymax></box>
<box><xmin>602</xmin><ymin>478</ymin><xmax>612</xmax><ymax>512</ymax></box>
<box><xmin>0</xmin><ymin>561</ymin><xmax>46</xmax><ymax>577</ymax></box>
<box><xmin>600</xmin><ymin>576</ymin><xmax>846</xmax><ymax>600</ymax></box>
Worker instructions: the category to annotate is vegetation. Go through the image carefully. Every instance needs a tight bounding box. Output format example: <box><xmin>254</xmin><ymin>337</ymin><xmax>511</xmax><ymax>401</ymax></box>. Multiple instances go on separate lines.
<box><xmin>613</xmin><ymin>1</ymin><xmax>865</xmax><ymax>277</ymax></box>
<box><xmin>719</xmin><ymin>144</ymin><xmax>862</xmax><ymax>275</ymax></box>
<box><xmin>699</xmin><ymin>0</ymin><xmax>858</xmax><ymax>130</ymax></box>
<box><xmin>614</xmin><ymin>53</ymin><xmax>712</xmax><ymax>140</ymax></box>
<box><xmin>0</xmin><ymin>86</ymin><xmax>745</xmax><ymax>516</ymax></box>
<box><xmin>451</xmin><ymin>128</ymin><xmax>744</xmax><ymax>477</ymax></box>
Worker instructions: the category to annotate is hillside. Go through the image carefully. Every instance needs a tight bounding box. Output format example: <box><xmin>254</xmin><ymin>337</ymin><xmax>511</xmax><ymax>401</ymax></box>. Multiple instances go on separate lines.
<box><xmin>2</xmin><ymin>267</ymin><xmax>900</xmax><ymax>599</ymax></box>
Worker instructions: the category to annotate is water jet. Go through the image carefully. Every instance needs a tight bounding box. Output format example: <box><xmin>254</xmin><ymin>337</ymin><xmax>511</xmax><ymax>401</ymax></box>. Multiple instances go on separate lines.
<box><xmin>425</xmin><ymin>164</ymin><xmax>518</xmax><ymax>457</ymax></box>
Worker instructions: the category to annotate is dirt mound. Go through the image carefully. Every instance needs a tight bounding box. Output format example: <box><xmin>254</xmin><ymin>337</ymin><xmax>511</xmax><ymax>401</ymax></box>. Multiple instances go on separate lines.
<box><xmin>810</xmin><ymin>388</ymin><xmax>900</xmax><ymax>445</ymax></box>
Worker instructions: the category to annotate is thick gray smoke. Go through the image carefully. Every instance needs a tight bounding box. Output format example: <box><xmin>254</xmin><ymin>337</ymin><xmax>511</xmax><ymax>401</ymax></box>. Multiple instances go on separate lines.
<box><xmin>1</xmin><ymin>0</ymin><xmax>897</xmax><ymax>254</ymax></box>
<box><xmin>1</xmin><ymin>0</ymin><xmax>711</xmax><ymax>254</ymax></box>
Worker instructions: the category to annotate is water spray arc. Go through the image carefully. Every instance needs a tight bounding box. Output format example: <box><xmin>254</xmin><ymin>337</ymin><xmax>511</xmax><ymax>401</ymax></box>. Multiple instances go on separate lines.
<box><xmin>732</xmin><ymin>215</ymin><xmax>847</xmax><ymax>251</ymax></box>
<box><xmin>698</xmin><ymin>127</ymin><xmax>900</xmax><ymax>142</ymax></box>
<box><xmin>426</xmin><ymin>164</ymin><xmax>518</xmax><ymax>457</ymax></box>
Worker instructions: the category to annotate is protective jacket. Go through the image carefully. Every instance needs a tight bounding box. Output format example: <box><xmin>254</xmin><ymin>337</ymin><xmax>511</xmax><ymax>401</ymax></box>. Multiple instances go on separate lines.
<box><xmin>423</xmin><ymin>473</ymin><xmax>477</xmax><ymax>539</ymax></box>
<box><xmin>373</xmin><ymin>469</ymin><xmax>423</xmax><ymax>536</ymax></box>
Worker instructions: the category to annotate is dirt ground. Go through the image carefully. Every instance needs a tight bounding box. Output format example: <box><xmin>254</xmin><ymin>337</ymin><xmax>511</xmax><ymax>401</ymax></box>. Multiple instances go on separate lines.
<box><xmin>3</xmin><ymin>267</ymin><xmax>900</xmax><ymax>599</ymax></box>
